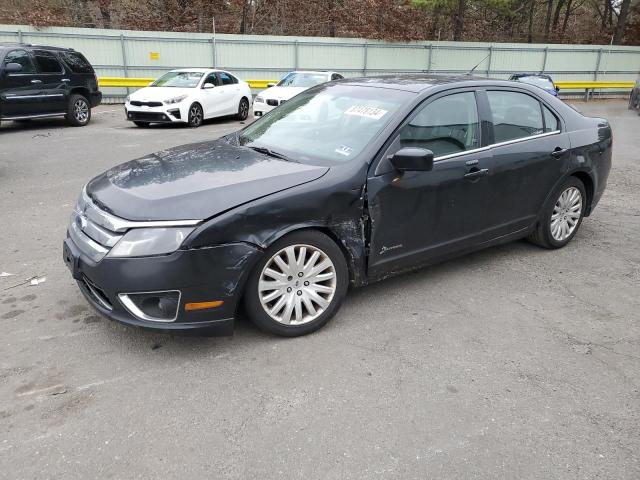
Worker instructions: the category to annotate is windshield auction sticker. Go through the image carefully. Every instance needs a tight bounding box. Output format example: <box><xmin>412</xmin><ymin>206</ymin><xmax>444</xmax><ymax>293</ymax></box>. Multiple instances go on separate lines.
<box><xmin>344</xmin><ymin>105</ymin><xmax>388</xmax><ymax>120</ymax></box>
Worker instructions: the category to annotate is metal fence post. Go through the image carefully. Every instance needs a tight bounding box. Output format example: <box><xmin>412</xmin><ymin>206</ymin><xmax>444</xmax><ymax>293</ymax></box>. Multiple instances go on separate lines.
<box><xmin>17</xmin><ymin>29</ymin><xmax>22</xmax><ymax>43</ymax></box>
<box><xmin>362</xmin><ymin>42</ymin><xmax>368</xmax><ymax>76</ymax></box>
<box><xmin>294</xmin><ymin>40</ymin><xmax>299</xmax><ymax>70</ymax></box>
<box><xmin>120</xmin><ymin>34</ymin><xmax>130</xmax><ymax>95</ymax></box>
<box><xmin>487</xmin><ymin>45</ymin><xmax>493</xmax><ymax>77</ymax></box>
<box><xmin>542</xmin><ymin>46</ymin><xmax>548</xmax><ymax>73</ymax></box>
<box><xmin>210</xmin><ymin>38</ymin><xmax>216</xmax><ymax>68</ymax></box>
<box><xmin>594</xmin><ymin>48</ymin><xmax>603</xmax><ymax>81</ymax></box>
<box><xmin>427</xmin><ymin>44</ymin><xmax>433</xmax><ymax>73</ymax></box>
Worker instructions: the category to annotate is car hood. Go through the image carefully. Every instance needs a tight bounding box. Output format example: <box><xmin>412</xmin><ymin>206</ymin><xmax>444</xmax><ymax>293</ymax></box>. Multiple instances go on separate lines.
<box><xmin>261</xmin><ymin>86</ymin><xmax>308</xmax><ymax>100</ymax></box>
<box><xmin>85</xmin><ymin>139</ymin><xmax>329</xmax><ymax>222</ymax></box>
<box><xmin>129</xmin><ymin>86</ymin><xmax>195</xmax><ymax>102</ymax></box>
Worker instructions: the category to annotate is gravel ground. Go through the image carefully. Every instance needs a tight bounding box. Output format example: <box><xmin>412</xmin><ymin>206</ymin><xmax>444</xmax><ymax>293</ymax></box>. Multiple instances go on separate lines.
<box><xmin>0</xmin><ymin>101</ymin><xmax>638</xmax><ymax>479</ymax></box>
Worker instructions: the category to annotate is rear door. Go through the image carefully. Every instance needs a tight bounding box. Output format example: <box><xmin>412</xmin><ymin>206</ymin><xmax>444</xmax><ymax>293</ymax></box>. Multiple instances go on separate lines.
<box><xmin>366</xmin><ymin>89</ymin><xmax>496</xmax><ymax>277</ymax></box>
<box><xmin>31</xmin><ymin>50</ymin><xmax>67</xmax><ymax>113</ymax></box>
<box><xmin>216</xmin><ymin>71</ymin><xmax>239</xmax><ymax>114</ymax></box>
<box><xmin>0</xmin><ymin>49</ymin><xmax>42</xmax><ymax>117</ymax></box>
<box><xmin>481</xmin><ymin>89</ymin><xmax>570</xmax><ymax>234</ymax></box>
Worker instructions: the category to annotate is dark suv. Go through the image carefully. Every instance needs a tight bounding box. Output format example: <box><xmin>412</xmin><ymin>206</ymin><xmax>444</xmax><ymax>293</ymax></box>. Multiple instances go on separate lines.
<box><xmin>0</xmin><ymin>43</ymin><xmax>101</xmax><ymax>127</ymax></box>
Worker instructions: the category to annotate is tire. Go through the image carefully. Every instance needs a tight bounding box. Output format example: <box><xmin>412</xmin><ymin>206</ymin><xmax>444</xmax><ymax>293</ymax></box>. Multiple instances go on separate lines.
<box><xmin>188</xmin><ymin>103</ymin><xmax>203</xmax><ymax>127</ymax></box>
<box><xmin>66</xmin><ymin>94</ymin><xmax>91</xmax><ymax>126</ymax></box>
<box><xmin>236</xmin><ymin>97</ymin><xmax>250</xmax><ymax>121</ymax></box>
<box><xmin>133</xmin><ymin>121</ymin><xmax>150</xmax><ymax>127</ymax></box>
<box><xmin>244</xmin><ymin>230</ymin><xmax>349</xmax><ymax>337</ymax></box>
<box><xmin>528</xmin><ymin>177</ymin><xmax>586</xmax><ymax>249</ymax></box>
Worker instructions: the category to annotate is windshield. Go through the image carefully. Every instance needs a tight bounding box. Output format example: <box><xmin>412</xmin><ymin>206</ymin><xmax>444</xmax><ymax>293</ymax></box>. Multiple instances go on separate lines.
<box><xmin>515</xmin><ymin>76</ymin><xmax>554</xmax><ymax>90</ymax></box>
<box><xmin>152</xmin><ymin>71</ymin><xmax>203</xmax><ymax>88</ymax></box>
<box><xmin>277</xmin><ymin>72</ymin><xmax>329</xmax><ymax>88</ymax></box>
<box><xmin>239</xmin><ymin>84</ymin><xmax>413</xmax><ymax>166</ymax></box>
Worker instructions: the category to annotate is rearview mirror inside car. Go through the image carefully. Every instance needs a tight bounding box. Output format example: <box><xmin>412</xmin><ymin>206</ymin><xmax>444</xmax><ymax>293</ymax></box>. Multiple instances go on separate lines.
<box><xmin>4</xmin><ymin>62</ymin><xmax>23</xmax><ymax>73</ymax></box>
<box><xmin>390</xmin><ymin>147</ymin><xmax>434</xmax><ymax>172</ymax></box>
<box><xmin>203</xmin><ymin>83</ymin><xmax>215</xmax><ymax>89</ymax></box>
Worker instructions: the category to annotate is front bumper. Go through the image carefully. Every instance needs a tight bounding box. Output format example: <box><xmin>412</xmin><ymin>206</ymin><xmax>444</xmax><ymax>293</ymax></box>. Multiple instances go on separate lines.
<box><xmin>252</xmin><ymin>102</ymin><xmax>277</xmax><ymax>116</ymax></box>
<box><xmin>63</xmin><ymin>234</ymin><xmax>262</xmax><ymax>334</ymax></box>
<box><xmin>124</xmin><ymin>102</ymin><xmax>186</xmax><ymax>124</ymax></box>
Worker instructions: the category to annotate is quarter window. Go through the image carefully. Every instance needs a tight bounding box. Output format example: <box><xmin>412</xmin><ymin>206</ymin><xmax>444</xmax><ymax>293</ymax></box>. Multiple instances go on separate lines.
<box><xmin>487</xmin><ymin>91</ymin><xmax>544</xmax><ymax>143</ymax></box>
<box><xmin>60</xmin><ymin>52</ymin><xmax>93</xmax><ymax>73</ymax></box>
<box><xmin>543</xmin><ymin>105</ymin><xmax>559</xmax><ymax>132</ymax></box>
<box><xmin>218</xmin><ymin>72</ymin><xmax>234</xmax><ymax>85</ymax></box>
<box><xmin>398</xmin><ymin>92</ymin><xmax>480</xmax><ymax>158</ymax></box>
<box><xmin>3</xmin><ymin>49</ymin><xmax>36</xmax><ymax>73</ymax></box>
<box><xmin>33</xmin><ymin>50</ymin><xmax>63</xmax><ymax>73</ymax></box>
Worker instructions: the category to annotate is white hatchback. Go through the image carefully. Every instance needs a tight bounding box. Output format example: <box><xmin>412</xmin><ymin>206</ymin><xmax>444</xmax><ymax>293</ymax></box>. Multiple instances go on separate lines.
<box><xmin>125</xmin><ymin>68</ymin><xmax>252</xmax><ymax>127</ymax></box>
<box><xmin>253</xmin><ymin>71</ymin><xmax>343</xmax><ymax>117</ymax></box>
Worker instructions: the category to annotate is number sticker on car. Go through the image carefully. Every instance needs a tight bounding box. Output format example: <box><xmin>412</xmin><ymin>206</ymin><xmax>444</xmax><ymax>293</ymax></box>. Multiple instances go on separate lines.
<box><xmin>344</xmin><ymin>105</ymin><xmax>388</xmax><ymax>120</ymax></box>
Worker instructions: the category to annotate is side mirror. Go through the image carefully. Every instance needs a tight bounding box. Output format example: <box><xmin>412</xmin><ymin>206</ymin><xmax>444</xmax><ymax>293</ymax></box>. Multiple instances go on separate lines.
<box><xmin>4</xmin><ymin>62</ymin><xmax>23</xmax><ymax>73</ymax></box>
<box><xmin>266</xmin><ymin>82</ymin><xmax>276</xmax><ymax>88</ymax></box>
<box><xmin>389</xmin><ymin>147</ymin><xmax>434</xmax><ymax>172</ymax></box>
<box><xmin>203</xmin><ymin>83</ymin><xmax>215</xmax><ymax>89</ymax></box>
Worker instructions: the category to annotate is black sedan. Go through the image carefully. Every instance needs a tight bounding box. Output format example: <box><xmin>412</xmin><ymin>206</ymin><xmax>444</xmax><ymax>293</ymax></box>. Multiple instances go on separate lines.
<box><xmin>63</xmin><ymin>76</ymin><xmax>612</xmax><ymax>337</ymax></box>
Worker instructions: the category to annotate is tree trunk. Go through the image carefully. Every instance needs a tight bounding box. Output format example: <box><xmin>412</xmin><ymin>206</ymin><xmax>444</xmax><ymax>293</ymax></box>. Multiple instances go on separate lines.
<box><xmin>553</xmin><ymin>0</ymin><xmax>566</xmax><ymax>30</ymax></box>
<box><xmin>612</xmin><ymin>0</ymin><xmax>631</xmax><ymax>44</ymax></box>
<box><xmin>527</xmin><ymin>0</ymin><xmax>535</xmax><ymax>43</ymax></box>
<box><xmin>452</xmin><ymin>0</ymin><xmax>466</xmax><ymax>41</ymax></box>
<box><xmin>561</xmin><ymin>0</ymin><xmax>573</xmax><ymax>34</ymax></box>
<box><xmin>544</xmin><ymin>0</ymin><xmax>553</xmax><ymax>41</ymax></box>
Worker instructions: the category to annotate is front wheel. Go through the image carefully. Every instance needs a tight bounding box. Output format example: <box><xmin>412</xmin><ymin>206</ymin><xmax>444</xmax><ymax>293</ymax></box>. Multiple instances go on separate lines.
<box><xmin>236</xmin><ymin>97</ymin><xmax>250</xmax><ymax>121</ymax></box>
<box><xmin>188</xmin><ymin>103</ymin><xmax>203</xmax><ymax>127</ymax></box>
<box><xmin>528</xmin><ymin>177</ymin><xmax>586</xmax><ymax>249</ymax></box>
<box><xmin>66</xmin><ymin>94</ymin><xmax>91</xmax><ymax>126</ymax></box>
<box><xmin>244</xmin><ymin>230</ymin><xmax>349</xmax><ymax>337</ymax></box>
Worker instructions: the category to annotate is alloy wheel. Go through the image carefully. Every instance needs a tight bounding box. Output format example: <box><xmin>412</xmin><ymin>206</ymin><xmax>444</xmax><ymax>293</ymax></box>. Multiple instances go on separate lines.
<box><xmin>189</xmin><ymin>105</ymin><xmax>203</xmax><ymax>126</ymax></box>
<box><xmin>74</xmin><ymin>99</ymin><xmax>89</xmax><ymax>123</ymax></box>
<box><xmin>550</xmin><ymin>186</ymin><xmax>582</xmax><ymax>241</ymax></box>
<box><xmin>258</xmin><ymin>244</ymin><xmax>337</xmax><ymax>325</ymax></box>
<box><xmin>239</xmin><ymin>99</ymin><xmax>249</xmax><ymax>119</ymax></box>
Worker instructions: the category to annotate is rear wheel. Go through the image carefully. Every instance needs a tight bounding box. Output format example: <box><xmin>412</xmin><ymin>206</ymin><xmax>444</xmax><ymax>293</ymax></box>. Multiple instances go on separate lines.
<box><xmin>528</xmin><ymin>177</ymin><xmax>586</xmax><ymax>249</ymax></box>
<box><xmin>133</xmin><ymin>121</ymin><xmax>150</xmax><ymax>127</ymax></box>
<box><xmin>244</xmin><ymin>230</ymin><xmax>349</xmax><ymax>337</ymax></box>
<box><xmin>188</xmin><ymin>103</ymin><xmax>203</xmax><ymax>127</ymax></box>
<box><xmin>236</xmin><ymin>97</ymin><xmax>250</xmax><ymax>121</ymax></box>
<box><xmin>66</xmin><ymin>94</ymin><xmax>91</xmax><ymax>126</ymax></box>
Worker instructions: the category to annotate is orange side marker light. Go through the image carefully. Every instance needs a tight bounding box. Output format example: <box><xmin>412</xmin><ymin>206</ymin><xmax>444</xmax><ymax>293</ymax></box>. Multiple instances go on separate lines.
<box><xmin>185</xmin><ymin>300</ymin><xmax>224</xmax><ymax>311</ymax></box>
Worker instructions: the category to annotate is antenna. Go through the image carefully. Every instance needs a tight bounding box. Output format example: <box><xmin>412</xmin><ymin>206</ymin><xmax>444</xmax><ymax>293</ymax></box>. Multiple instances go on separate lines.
<box><xmin>467</xmin><ymin>54</ymin><xmax>491</xmax><ymax>76</ymax></box>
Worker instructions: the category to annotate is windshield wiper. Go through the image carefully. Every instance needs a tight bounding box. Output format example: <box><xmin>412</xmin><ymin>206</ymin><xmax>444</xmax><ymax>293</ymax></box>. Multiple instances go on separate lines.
<box><xmin>247</xmin><ymin>146</ymin><xmax>296</xmax><ymax>162</ymax></box>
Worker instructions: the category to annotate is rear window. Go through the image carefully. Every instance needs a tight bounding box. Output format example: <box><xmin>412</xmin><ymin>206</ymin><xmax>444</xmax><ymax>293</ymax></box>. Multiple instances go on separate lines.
<box><xmin>33</xmin><ymin>50</ymin><xmax>63</xmax><ymax>74</ymax></box>
<box><xmin>60</xmin><ymin>51</ymin><xmax>94</xmax><ymax>73</ymax></box>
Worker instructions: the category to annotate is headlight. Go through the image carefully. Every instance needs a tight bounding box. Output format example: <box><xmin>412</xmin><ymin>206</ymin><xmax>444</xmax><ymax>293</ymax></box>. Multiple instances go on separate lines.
<box><xmin>164</xmin><ymin>95</ymin><xmax>187</xmax><ymax>105</ymax></box>
<box><xmin>108</xmin><ymin>227</ymin><xmax>195</xmax><ymax>258</ymax></box>
<box><xmin>255</xmin><ymin>95</ymin><xmax>264</xmax><ymax>103</ymax></box>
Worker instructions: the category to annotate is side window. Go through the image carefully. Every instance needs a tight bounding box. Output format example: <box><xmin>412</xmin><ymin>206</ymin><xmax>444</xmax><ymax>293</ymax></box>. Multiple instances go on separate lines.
<box><xmin>542</xmin><ymin>105</ymin><xmax>559</xmax><ymax>132</ymax></box>
<box><xmin>60</xmin><ymin>52</ymin><xmax>93</xmax><ymax>73</ymax></box>
<box><xmin>218</xmin><ymin>72</ymin><xmax>234</xmax><ymax>86</ymax></box>
<box><xmin>331</xmin><ymin>73</ymin><xmax>343</xmax><ymax>81</ymax></box>
<box><xmin>203</xmin><ymin>73</ymin><xmax>219</xmax><ymax>86</ymax></box>
<box><xmin>487</xmin><ymin>91</ymin><xmax>544</xmax><ymax>143</ymax></box>
<box><xmin>33</xmin><ymin>50</ymin><xmax>63</xmax><ymax>74</ymax></box>
<box><xmin>2</xmin><ymin>49</ymin><xmax>36</xmax><ymax>73</ymax></box>
<box><xmin>398</xmin><ymin>91</ymin><xmax>480</xmax><ymax>158</ymax></box>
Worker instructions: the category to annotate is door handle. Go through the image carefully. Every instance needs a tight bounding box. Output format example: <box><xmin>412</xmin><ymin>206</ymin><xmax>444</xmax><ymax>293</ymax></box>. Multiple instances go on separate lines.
<box><xmin>551</xmin><ymin>147</ymin><xmax>568</xmax><ymax>157</ymax></box>
<box><xmin>464</xmin><ymin>168</ymin><xmax>489</xmax><ymax>180</ymax></box>
<box><xmin>61</xmin><ymin>78</ymin><xmax>71</xmax><ymax>82</ymax></box>
<box><xmin>30</xmin><ymin>79</ymin><xmax>42</xmax><ymax>84</ymax></box>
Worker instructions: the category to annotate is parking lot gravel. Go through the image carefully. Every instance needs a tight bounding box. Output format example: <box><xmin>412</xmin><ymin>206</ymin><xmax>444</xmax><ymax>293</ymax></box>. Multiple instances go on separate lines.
<box><xmin>0</xmin><ymin>101</ymin><xmax>638</xmax><ymax>479</ymax></box>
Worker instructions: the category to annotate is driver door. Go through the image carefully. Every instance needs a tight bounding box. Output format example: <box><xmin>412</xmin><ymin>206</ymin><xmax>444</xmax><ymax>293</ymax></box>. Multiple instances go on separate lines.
<box><xmin>366</xmin><ymin>90</ymin><xmax>496</xmax><ymax>278</ymax></box>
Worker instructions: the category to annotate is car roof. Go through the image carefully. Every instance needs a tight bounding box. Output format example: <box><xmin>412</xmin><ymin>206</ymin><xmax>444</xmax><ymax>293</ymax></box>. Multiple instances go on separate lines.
<box><xmin>339</xmin><ymin>74</ymin><xmax>529</xmax><ymax>93</ymax></box>
<box><xmin>510</xmin><ymin>72</ymin><xmax>553</xmax><ymax>79</ymax></box>
<box><xmin>170</xmin><ymin>68</ymin><xmax>228</xmax><ymax>73</ymax></box>
<box><xmin>0</xmin><ymin>43</ymin><xmax>75</xmax><ymax>52</ymax></box>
